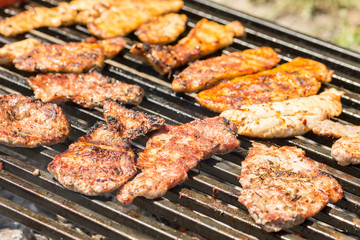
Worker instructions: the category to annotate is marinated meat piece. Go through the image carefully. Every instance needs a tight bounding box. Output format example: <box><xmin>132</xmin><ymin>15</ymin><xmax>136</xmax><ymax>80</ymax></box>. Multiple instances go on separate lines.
<box><xmin>172</xmin><ymin>47</ymin><xmax>280</xmax><ymax>92</ymax></box>
<box><xmin>117</xmin><ymin>116</ymin><xmax>240</xmax><ymax>204</ymax></box>
<box><xmin>0</xmin><ymin>38</ymin><xmax>40</xmax><ymax>65</ymax></box>
<box><xmin>48</xmin><ymin>121</ymin><xmax>136</xmax><ymax>196</ymax></box>
<box><xmin>103</xmin><ymin>99</ymin><xmax>165</xmax><ymax>140</ymax></box>
<box><xmin>136</xmin><ymin>13</ymin><xmax>187</xmax><ymax>45</ymax></box>
<box><xmin>310</xmin><ymin>120</ymin><xmax>360</xmax><ymax>165</ymax></box>
<box><xmin>332</xmin><ymin>137</ymin><xmax>360</xmax><ymax>166</ymax></box>
<box><xmin>220</xmin><ymin>88</ymin><xmax>344</xmax><ymax>138</ymax></box>
<box><xmin>0</xmin><ymin>2</ymin><xmax>76</xmax><ymax>37</ymax></box>
<box><xmin>27</xmin><ymin>72</ymin><xmax>144</xmax><ymax>108</ymax></box>
<box><xmin>196</xmin><ymin>57</ymin><xmax>333</xmax><ymax>112</ymax></box>
<box><xmin>86</xmin><ymin>0</ymin><xmax>184</xmax><ymax>38</ymax></box>
<box><xmin>238</xmin><ymin>142</ymin><xmax>343</xmax><ymax>232</ymax></box>
<box><xmin>310</xmin><ymin>119</ymin><xmax>360</xmax><ymax>138</ymax></box>
<box><xmin>130</xmin><ymin>18</ymin><xmax>245</xmax><ymax>75</ymax></box>
<box><xmin>13</xmin><ymin>37</ymin><xmax>126</xmax><ymax>73</ymax></box>
<box><xmin>0</xmin><ymin>94</ymin><xmax>71</xmax><ymax>148</ymax></box>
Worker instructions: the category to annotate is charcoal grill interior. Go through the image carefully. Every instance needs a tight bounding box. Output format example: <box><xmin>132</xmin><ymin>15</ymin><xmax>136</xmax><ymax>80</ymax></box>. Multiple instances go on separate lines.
<box><xmin>1</xmin><ymin>0</ymin><xmax>360</xmax><ymax>239</ymax></box>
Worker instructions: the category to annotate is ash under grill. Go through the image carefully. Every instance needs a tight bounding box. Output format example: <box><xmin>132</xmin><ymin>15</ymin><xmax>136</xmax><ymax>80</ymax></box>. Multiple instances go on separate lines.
<box><xmin>0</xmin><ymin>0</ymin><xmax>360</xmax><ymax>239</ymax></box>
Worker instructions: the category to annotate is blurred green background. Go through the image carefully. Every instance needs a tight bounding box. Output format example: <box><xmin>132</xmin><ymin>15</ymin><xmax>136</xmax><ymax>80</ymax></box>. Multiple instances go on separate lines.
<box><xmin>210</xmin><ymin>0</ymin><xmax>360</xmax><ymax>53</ymax></box>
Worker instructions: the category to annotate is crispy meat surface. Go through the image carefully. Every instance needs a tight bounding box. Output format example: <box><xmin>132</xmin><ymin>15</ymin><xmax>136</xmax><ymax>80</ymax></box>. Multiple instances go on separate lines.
<box><xmin>172</xmin><ymin>47</ymin><xmax>280</xmax><ymax>92</ymax></box>
<box><xmin>116</xmin><ymin>116</ymin><xmax>240</xmax><ymax>204</ymax></box>
<box><xmin>103</xmin><ymin>99</ymin><xmax>165</xmax><ymax>140</ymax></box>
<box><xmin>220</xmin><ymin>88</ymin><xmax>344</xmax><ymax>138</ymax></box>
<box><xmin>86</xmin><ymin>0</ymin><xmax>184</xmax><ymax>38</ymax></box>
<box><xmin>13</xmin><ymin>37</ymin><xmax>125</xmax><ymax>73</ymax></box>
<box><xmin>27</xmin><ymin>72</ymin><xmax>144</xmax><ymax>108</ymax></box>
<box><xmin>238</xmin><ymin>142</ymin><xmax>343</xmax><ymax>232</ymax></box>
<box><xmin>0</xmin><ymin>94</ymin><xmax>71</xmax><ymax>148</ymax></box>
<box><xmin>310</xmin><ymin>120</ymin><xmax>360</xmax><ymax>165</ymax></box>
<box><xmin>0</xmin><ymin>2</ymin><xmax>76</xmax><ymax>37</ymax></box>
<box><xmin>136</xmin><ymin>13</ymin><xmax>187</xmax><ymax>45</ymax></box>
<box><xmin>196</xmin><ymin>57</ymin><xmax>333</xmax><ymax>112</ymax></box>
<box><xmin>0</xmin><ymin>38</ymin><xmax>40</xmax><ymax>65</ymax></box>
<box><xmin>48</xmin><ymin>121</ymin><xmax>136</xmax><ymax>196</ymax></box>
<box><xmin>130</xmin><ymin>18</ymin><xmax>245</xmax><ymax>75</ymax></box>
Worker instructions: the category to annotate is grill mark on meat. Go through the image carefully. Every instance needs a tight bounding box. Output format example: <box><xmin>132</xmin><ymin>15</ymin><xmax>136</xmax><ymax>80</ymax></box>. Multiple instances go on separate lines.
<box><xmin>0</xmin><ymin>94</ymin><xmax>71</xmax><ymax>148</ymax></box>
<box><xmin>238</xmin><ymin>142</ymin><xmax>344</xmax><ymax>232</ymax></box>
<box><xmin>116</xmin><ymin>116</ymin><xmax>240</xmax><ymax>204</ymax></box>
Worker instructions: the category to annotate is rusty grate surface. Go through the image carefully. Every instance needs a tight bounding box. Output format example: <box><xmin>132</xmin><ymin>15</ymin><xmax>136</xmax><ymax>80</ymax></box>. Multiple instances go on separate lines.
<box><xmin>0</xmin><ymin>0</ymin><xmax>360</xmax><ymax>239</ymax></box>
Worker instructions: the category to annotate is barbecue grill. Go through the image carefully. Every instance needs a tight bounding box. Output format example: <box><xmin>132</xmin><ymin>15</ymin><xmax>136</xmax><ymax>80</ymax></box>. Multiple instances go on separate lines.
<box><xmin>0</xmin><ymin>0</ymin><xmax>360</xmax><ymax>239</ymax></box>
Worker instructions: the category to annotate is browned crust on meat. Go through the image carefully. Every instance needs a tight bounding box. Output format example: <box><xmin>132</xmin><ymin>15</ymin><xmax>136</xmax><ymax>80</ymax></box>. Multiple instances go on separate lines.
<box><xmin>116</xmin><ymin>116</ymin><xmax>240</xmax><ymax>204</ymax></box>
<box><xmin>172</xmin><ymin>47</ymin><xmax>280</xmax><ymax>92</ymax></box>
<box><xmin>48</xmin><ymin>120</ymin><xmax>136</xmax><ymax>196</ymax></box>
<box><xmin>0</xmin><ymin>94</ymin><xmax>71</xmax><ymax>148</ymax></box>
<box><xmin>136</xmin><ymin>13</ymin><xmax>187</xmax><ymax>45</ymax></box>
<box><xmin>238</xmin><ymin>142</ymin><xmax>343</xmax><ymax>232</ymax></box>
<box><xmin>27</xmin><ymin>72</ymin><xmax>144</xmax><ymax>108</ymax></box>
<box><xmin>196</xmin><ymin>57</ymin><xmax>333</xmax><ymax>113</ymax></box>
<box><xmin>103</xmin><ymin>99</ymin><xmax>164</xmax><ymax>140</ymax></box>
<box><xmin>130</xmin><ymin>19</ymin><xmax>245</xmax><ymax>75</ymax></box>
<box><xmin>0</xmin><ymin>38</ymin><xmax>41</xmax><ymax>65</ymax></box>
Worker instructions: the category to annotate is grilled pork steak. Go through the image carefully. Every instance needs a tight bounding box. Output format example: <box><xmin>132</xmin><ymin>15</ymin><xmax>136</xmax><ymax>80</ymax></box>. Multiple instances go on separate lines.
<box><xmin>197</xmin><ymin>57</ymin><xmax>333</xmax><ymax>112</ymax></box>
<box><xmin>172</xmin><ymin>47</ymin><xmax>280</xmax><ymax>92</ymax></box>
<box><xmin>0</xmin><ymin>39</ymin><xmax>41</xmax><ymax>65</ymax></box>
<box><xmin>220</xmin><ymin>88</ymin><xmax>344</xmax><ymax>138</ymax></box>
<box><xmin>27</xmin><ymin>72</ymin><xmax>144</xmax><ymax>108</ymax></box>
<box><xmin>117</xmin><ymin>116</ymin><xmax>240</xmax><ymax>204</ymax></box>
<box><xmin>13</xmin><ymin>37</ymin><xmax>125</xmax><ymax>73</ymax></box>
<box><xmin>0</xmin><ymin>94</ymin><xmax>71</xmax><ymax>148</ymax></box>
<box><xmin>238</xmin><ymin>142</ymin><xmax>344</xmax><ymax>232</ymax></box>
<box><xmin>130</xmin><ymin>18</ymin><xmax>244</xmax><ymax>75</ymax></box>
<box><xmin>103</xmin><ymin>99</ymin><xmax>165</xmax><ymax>140</ymax></box>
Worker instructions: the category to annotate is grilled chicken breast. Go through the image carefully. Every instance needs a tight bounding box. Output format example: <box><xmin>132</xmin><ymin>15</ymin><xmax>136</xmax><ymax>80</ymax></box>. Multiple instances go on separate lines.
<box><xmin>220</xmin><ymin>88</ymin><xmax>344</xmax><ymax>138</ymax></box>
<box><xmin>13</xmin><ymin>37</ymin><xmax>126</xmax><ymax>73</ymax></box>
<box><xmin>196</xmin><ymin>57</ymin><xmax>333</xmax><ymax>112</ymax></box>
<box><xmin>130</xmin><ymin>19</ymin><xmax>245</xmax><ymax>75</ymax></box>
<box><xmin>117</xmin><ymin>116</ymin><xmax>240</xmax><ymax>204</ymax></box>
<box><xmin>0</xmin><ymin>38</ymin><xmax>41</xmax><ymax>65</ymax></box>
<box><xmin>172</xmin><ymin>47</ymin><xmax>280</xmax><ymax>92</ymax></box>
<box><xmin>103</xmin><ymin>99</ymin><xmax>165</xmax><ymax>140</ymax></box>
<box><xmin>310</xmin><ymin>120</ymin><xmax>360</xmax><ymax>165</ymax></box>
<box><xmin>0</xmin><ymin>94</ymin><xmax>71</xmax><ymax>148</ymax></box>
<box><xmin>136</xmin><ymin>13</ymin><xmax>187</xmax><ymax>45</ymax></box>
<box><xmin>0</xmin><ymin>2</ymin><xmax>76</xmax><ymax>37</ymax></box>
<box><xmin>238</xmin><ymin>142</ymin><xmax>343</xmax><ymax>232</ymax></box>
<box><xmin>86</xmin><ymin>0</ymin><xmax>184</xmax><ymax>38</ymax></box>
<box><xmin>48</xmin><ymin>121</ymin><xmax>136</xmax><ymax>196</ymax></box>
<box><xmin>27</xmin><ymin>72</ymin><xmax>144</xmax><ymax>108</ymax></box>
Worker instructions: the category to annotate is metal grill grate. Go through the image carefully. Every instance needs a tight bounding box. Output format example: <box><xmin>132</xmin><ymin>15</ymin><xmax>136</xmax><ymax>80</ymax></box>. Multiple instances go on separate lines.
<box><xmin>0</xmin><ymin>0</ymin><xmax>360</xmax><ymax>239</ymax></box>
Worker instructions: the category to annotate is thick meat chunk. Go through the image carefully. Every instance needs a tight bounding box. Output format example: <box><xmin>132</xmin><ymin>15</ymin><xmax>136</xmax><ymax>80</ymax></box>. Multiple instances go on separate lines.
<box><xmin>130</xmin><ymin>18</ymin><xmax>245</xmax><ymax>75</ymax></box>
<box><xmin>196</xmin><ymin>57</ymin><xmax>333</xmax><ymax>112</ymax></box>
<box><xmin>172</xmin><ymin>47</ymin><xmax>280</xmax><ymax>92</ymax></box>
<box><xmin>27</xmin><ymin>72</ymin><xmax>144</xmax><ymax>108</ymax></box>
<box><xmin>136</xmin><ymin>13</ymin><xmax>187</xmax><ymax>44</ymax></box>
<box><xmin>117</xmin><ymin>116</ymin><xmax>240</xmax><ymax>204</ymax></box>
<box><xmin>220</xmin><ymin>88</ymin><xmax>344</xmax><ymax>138</ymax></box>
<box><xmin>0</xmin><ymin>3</ymin><xmax>76</xmax><ymax>37</ymax></box>
<box><xmin>238</xmin><ymin>142</ymin><xmax>343</xmax><ymax>232</ymax></box>
<box><xmin>0</xmin><ymin>94</ymin><xmax>71</xmax><ymax>148</ymax></box>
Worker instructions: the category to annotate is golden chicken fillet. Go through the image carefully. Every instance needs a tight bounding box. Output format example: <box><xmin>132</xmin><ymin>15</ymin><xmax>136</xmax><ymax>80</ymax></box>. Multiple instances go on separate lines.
<box><xmin>85</xmin><ymin>0</ymin><xmax>184</xmax><ymax>38</ymax></box>
<box><xmin>172</xmin><ymin>47</ymin><xmax>280</xmax><ymax>92</ymax></box>
<box><xmin>0</xmin><ymin>2</ymin><xmax>76</xmax><ymax>37</ymax></box>
<box><xmin>0</xmin><ymin>38</ymin><xmax>40</xmax><ymax>65</ymax></box>
<box><xmin>130</xmin><ymin>18</ymin><xmax>245</xmax><ymax>75</ymax></box>
<box><xmin>197</xmin><ymin>57</ymin><xmax>333</xmax><ymax>112</ymax></box>
<box><xmin>136</xmin><ymin>13</ymin><xmax>187</xmax><ymax>45</ymax></box>
<box><xmin>220</xmin><ymin>88</ymin><xmax>344</xmax><ymax>138</ymax></box>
